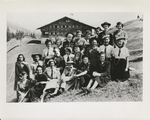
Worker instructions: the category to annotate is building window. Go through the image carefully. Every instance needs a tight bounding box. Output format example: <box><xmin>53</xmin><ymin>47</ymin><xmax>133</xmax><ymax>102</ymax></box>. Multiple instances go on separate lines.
<box><xmin>66</xmin><ymin>20</ymin><xmax>70</xmax><ymax>22</ymax></box>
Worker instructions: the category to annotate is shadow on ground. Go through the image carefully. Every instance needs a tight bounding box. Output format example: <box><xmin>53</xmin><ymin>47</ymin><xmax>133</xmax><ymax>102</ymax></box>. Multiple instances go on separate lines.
<box><xmin>129</xmin><ymin>57</ymin><xmax>143</xmax><ymax>62</ymax></box>
<box><xmin>27</xmin><ymin>40</ymin><xmax>41</xmax><ymax>44</ymax></box>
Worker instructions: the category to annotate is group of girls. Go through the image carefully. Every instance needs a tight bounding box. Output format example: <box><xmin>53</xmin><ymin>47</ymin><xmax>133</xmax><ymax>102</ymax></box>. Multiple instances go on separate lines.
<box><xmin>14</xmin><ymin>21</ymin><xmax>130</xmax><ymax>102</ymax></box>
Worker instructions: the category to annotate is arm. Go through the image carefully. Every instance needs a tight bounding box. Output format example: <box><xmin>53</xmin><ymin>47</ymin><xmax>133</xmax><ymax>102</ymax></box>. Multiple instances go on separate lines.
<box><xmin>125</xmin><ymin>56</ymin><xmax>129</xmax><ymax>71</ymax></box>
<box><xmin>76</xmin><ymin>71</ymin><xmax>88</xmax><ymax>77</ymax></box>
<box><xmin>110</xmin><ymin>33</ymin><xmax>113</xmax><ymax>46</ymax></box>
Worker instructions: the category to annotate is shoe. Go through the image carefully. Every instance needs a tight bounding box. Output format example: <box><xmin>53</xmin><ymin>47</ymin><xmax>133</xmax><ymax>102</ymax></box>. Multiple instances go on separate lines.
<box><xmin>81</xmin><ymin>87</ymin><xmax>87</xmax><ymax>92</ymax></box>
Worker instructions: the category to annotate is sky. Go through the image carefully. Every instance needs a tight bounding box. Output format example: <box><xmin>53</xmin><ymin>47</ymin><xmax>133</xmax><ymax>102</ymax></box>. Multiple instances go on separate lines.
<box><xmin>7</xmin><ymin>12</ymin><xmax>142</xmax><ymax>32</ymax></box>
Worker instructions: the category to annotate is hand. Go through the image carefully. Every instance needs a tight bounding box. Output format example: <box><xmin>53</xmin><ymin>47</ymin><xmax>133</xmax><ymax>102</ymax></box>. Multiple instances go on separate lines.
<box><xmin>125</xmin><ymin>68</ymin><xmax>128</xmax><ymax>71</ymax></box>
<box><xmin>93</xmin><ymin>72</ymin><xmax>101</xmax><ymax>77</ymax></box>
<box><xmin>73</xmin><ymin>75</ymin><xmax>78</xmax><ymax>78</ymax></box>
<box><xmin>35</xmin><ymin>82</ymin><xmax>39</xmax><ymax>86</ymax></box>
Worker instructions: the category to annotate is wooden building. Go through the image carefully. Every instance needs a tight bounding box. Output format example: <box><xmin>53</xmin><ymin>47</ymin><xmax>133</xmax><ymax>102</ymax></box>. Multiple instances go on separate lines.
<box><xmin>37</xmin><ymin>16</ymin><xmax>96</xmax><ymax>38</ymax></box>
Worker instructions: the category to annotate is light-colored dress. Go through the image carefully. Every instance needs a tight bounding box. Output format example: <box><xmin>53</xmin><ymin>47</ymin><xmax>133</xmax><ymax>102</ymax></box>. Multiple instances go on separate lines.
<box><xmin>61</xmin><ymin>67</ymin><xmax>77</xmax><ymax>91</ymax></box>
<box><xmin>43</xmin><ymin>67</ymin><xmax>61</xmax><ymax>90</ymax></box>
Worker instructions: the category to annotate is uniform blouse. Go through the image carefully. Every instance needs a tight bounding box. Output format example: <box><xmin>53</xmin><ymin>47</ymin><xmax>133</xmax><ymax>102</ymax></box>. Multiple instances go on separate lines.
<box><xmin>44</xmin><ymin>67</ymin><xmax>60</xmax><ymax>80</ymax></box>
<box><xmin>99</xmin><ymin>45</ymin><xmax>114</xmax><ymax>58</ymax></box>
<box><xmin>42</xmin><ymin>47</ymin><xmax>54</xmax><ymax>59</ymax></box>
<box><xmin>112</xmin><ymin>46</ymin><xmax>129</xmax><ymax>59</ymax></box>
<box><xmin>63</xmin><ymin>54</ymin><xmax>75</xmax><ymax>63</ymax></box>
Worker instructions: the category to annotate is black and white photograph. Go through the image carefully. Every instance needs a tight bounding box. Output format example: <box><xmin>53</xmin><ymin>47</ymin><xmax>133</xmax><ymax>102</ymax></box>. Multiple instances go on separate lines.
<box><xmin>7</xmin><ymin>12</ymin><xmax>143</xmax><ymax>103</ymax></box>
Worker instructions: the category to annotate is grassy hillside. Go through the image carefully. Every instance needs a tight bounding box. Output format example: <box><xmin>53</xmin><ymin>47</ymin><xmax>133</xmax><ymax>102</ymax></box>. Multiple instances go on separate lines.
<box><xmin>7</xmin><ymin>19</ymin><xmax>143</xmax><ymax>102</ymax></box>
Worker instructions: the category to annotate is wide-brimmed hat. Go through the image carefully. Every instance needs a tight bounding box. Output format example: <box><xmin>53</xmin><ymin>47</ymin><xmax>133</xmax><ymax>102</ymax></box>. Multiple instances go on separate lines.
<box><xmin>47</xmin><ymin>59</ymin><xmax>56</xmax><ymax>65</ymax></box>
<box><xmin>102</xmin><ymin>35</ymin><xmax>110</xmax><ymax>40</ymax></box>
<box><xmin>116</xmin><ymin>36</ymin><xmax>126</xmax><ymax>41</ymax></box>
<box><xmin>101</xmin><ymin>22</ymin><xmax>111</xmax><ymax>27</ymax></box>
<box><xmin>66</xmin><ymin>60</ymin><xmax>74</xmax><ymax>64</ymax></box>
<box><xmin>65</xmin><ymin>47</ymin><xmax>72</xmax><ymax>53</ymax></box>
<box><xmin>31</xmin><ymin>54</ymin><xmax>42</xmax><ymax>59</ymax></box>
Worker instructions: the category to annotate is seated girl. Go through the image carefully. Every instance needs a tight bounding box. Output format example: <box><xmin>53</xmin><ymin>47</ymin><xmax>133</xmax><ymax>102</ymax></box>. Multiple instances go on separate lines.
<box><xmin>17</xmin><ymin>71</ymin><xmax>30</xmax><ymax>102</ymax></box>
<box><xmin>29</xmin><ymin>65</ymin><xmax>47</xmax><ymax>102</ymax></box>
<box><xmin>60</xmin><ymin>61</ymin><xmax>78</xmax><ymax>91</ymax></box>
<box><xmin>81</xmin><ymin>52</ymin><xmax>111</xmax><ymax>93</ymax></box>
<box><xmin>40</xmin><ymin>59</ymin><xmax>61</xmax><ymax>102</ymax></box>
<box><xmin>74</xmin><ymin>55</ymin><xmax>91</xmax><ymax>88</ymax></box>
<box><xmin>30</xmin><ymin>54</ymin><xmax>44</xmax><ymax>80</ymax></box>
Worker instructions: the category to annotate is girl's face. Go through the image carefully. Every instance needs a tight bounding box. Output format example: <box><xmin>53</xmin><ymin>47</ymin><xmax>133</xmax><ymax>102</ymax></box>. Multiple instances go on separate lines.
<box><xmin>96</xmin><ymin>29</ymin><xmax>100</xmax><ymax>35</ymax></box>
<box><xmin>117</xmin><ymin>24</ymin><xmax>122</xmax><ymax>30</ymax></box>
<box><xmin>37</xmin><ymin>67</ymin><xmax>43</xmax><ymax>75</ymax></box>
<box><xmin>92</xmin><ymin>40</ymin><xmax>97</xmax><ymax>46</ymax></box>
<box><xmin>103</xmin><ymin>25</ymin><xmax>109</xmax><ymax>31</ymax></box>
<box><xmin>86</xmin><ymin>34</ymin><xmax>91</xmax><ymax>39</ymax></box>
<box><xmin>117</xmin><ymin>39</ymin><xmax>124</xmax><ymax>47</ymax></box>
<box><xmin>77</xmin><ymin>33</ymin><xmax>82</xmax><ymax>39</ymax></box>
<box><xmin>19</xmin><ymin>55</ymin><xmax>24</xmax><ymax>62</ymax></box>
<box><xmin>35</xmin><ymin>55</ymin><xmax>40</xmax><ymax>62</ymax></box>
<box><xmin>100</xmin><ymin>54</ymin><xmax>105</xmax><ymax>62</ymax></box>
<box><xmin>104</xmin><ymin>38</ymin><xmax>110</xmax><ymax>45</ymax></box>
<box><xmin>50</xmin><ymin>61</ymin><xmax>55</xmax><ymax>67</ymax></box>
<box><xmin>83</xmin><ymin>57</ymin><xmax>88</xmax><ymax>64</ymax></box>
<box><xmin>22</xmin><ymin>73</ymin><xmax>27</xmax><ymax>80</ymax></box>
<box><xmin>74</xmin><ymin>47</ymin><xmax>80</xmax><ymax>53</ymax></box>
<box><xmin>56</xmin><ymin>40</ymin><xmax>61</xmax><ymax>46</ymax></box>
<box><xmin>54</xmin><ymin>50</ymin><xmax>60</xmax><ymax>56</ymax></box>
<box><xmin>65</xmin><ymin>50</ymin><xmax>70</xmax><ymax>55</ymax></box>
<box><xmin>67</xmin><ymin>34</ymin><xmax>73</xmax><ymax>42</ymax></box>
<box><xmin>46</xmin><ymin>42</ymin><xmax>51</xmax><ymax>48</ymax></box>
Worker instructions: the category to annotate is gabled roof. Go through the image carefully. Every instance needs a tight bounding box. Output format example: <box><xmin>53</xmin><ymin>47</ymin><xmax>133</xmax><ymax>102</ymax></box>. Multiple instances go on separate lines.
<box><xmin>37</xmin><ymin>16</ymin><xmax>96</xmax><ymax>29</ymax></box>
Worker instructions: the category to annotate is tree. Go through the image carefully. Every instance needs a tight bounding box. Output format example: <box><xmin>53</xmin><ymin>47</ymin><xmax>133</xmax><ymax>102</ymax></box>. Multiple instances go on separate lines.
<box><xmin>7</xmin><ymin>27</ymin><xmax>12</xmax><ymax>42</ymax></box>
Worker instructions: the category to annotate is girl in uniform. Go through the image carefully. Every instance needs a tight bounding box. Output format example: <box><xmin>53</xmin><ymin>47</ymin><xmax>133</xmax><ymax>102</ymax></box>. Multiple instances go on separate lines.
<box><xmin>112</xmin><ymin>36</ymin><xmax>130</xmax><ymax>82</ymax></box>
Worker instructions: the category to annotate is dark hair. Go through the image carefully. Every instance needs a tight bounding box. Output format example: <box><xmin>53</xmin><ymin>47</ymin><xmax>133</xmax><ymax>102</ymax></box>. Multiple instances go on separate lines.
<box><xmin>65</xmin><ymin>32</ymin><xmax>74</xmax><ymax>39</ymax></box>
<box><xmin>17</xmin><ymin>54</ymin><xmax>25</xmax><ymax>62</ymax></box>
<box><xmin>21</xmin><ymin>71</ymin><xmax>27</xmax><ymax>76</ymax></box>
<box><xmin>76</xmin><ymin>30</ymin><xmax>82</xmax><ymax>34</ymax></box>
<box><xmin>96</xmin><ymin>27</ymin><xmax>101</xmax><ymax>31</ymax></box>
<box><xmin>36</xmin><ymin>65</ymin><xmax>43</xmax><ymax>70</ymax></box>
<box><xmin>116</xmin><ymin>22</ymin><xmax>124</xmax><ymax>28</ymax></box>
<box><xmin>89</xmin><ymin>37</ymin><xmax>97</xmax><ymax>45</ymax></box>
<box><xmin>85</xmin><ymin>30</ymin><xmax>92</xmax><ymax>35</ymax></box>
<box><xmin>31</xmin><ymin>54</ymin><xmax>42</xmax><ymax>61</ymax></box>
<box><xmin>65</xmin><ymin>47</ymin><xmax>72</xmax><ymax>53</ymax></box>
<box><xmin>99</xmin><ymin>51</ymin><xmax>105</xmax><ymax>56</ymax></box>
<box><xmin>45</xmin><ymin>39</ymin><xmax>52</xmax><ymax>46</ymax></box>
<box><xmin>82</xmin><ymin>55</ymin><xmax>88</xmax><ymax>59</ymax></box>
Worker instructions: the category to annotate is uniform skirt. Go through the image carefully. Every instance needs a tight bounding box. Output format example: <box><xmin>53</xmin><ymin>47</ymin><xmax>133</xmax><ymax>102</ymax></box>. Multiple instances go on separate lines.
<box><xmin>94</xmin><ymin>75</ymin><xmax>111</xmax><ymax>88</ymax></box>
<box><xmin>113</xmin><ymin>58</ymin><xmax>130</xmax><ymax>82</ymax></box>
